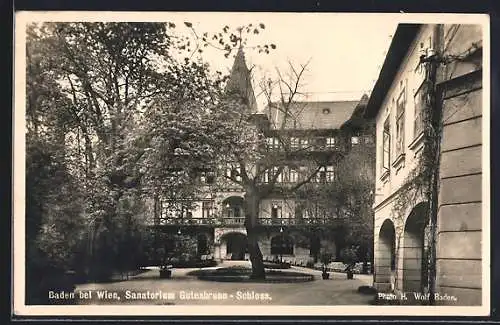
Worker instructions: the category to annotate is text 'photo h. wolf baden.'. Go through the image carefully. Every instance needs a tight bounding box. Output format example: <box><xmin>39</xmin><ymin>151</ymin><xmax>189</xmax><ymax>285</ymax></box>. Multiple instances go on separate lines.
<box><xmin>13</xmin><ymin>11</ymin><xmax>490</xmax><ymax>316</ymax></box>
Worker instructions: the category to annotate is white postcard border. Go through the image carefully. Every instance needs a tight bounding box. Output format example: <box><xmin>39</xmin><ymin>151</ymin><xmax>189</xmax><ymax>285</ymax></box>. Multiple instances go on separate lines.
<box><xmin>13</xmin><ymin>11</ymin><xmax>491</xmax><ymax>317</ymax></box>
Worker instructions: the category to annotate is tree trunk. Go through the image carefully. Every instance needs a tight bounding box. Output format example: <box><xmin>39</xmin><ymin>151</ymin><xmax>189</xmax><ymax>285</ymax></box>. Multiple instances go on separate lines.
<box><xmin>244</xmin><ymin>190</ymin><xmax>265</xmax><ymax>279</ymax></box>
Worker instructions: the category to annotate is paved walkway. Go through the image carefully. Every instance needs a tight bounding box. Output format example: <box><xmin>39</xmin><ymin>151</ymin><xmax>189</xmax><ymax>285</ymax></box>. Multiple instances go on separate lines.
<box><xmin>75</xmin><ymin>261</ymin><xmax>374</xmax><ymax>305</ymax></box>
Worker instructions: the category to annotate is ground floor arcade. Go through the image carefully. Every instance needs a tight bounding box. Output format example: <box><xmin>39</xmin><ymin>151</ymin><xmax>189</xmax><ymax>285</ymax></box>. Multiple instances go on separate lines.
<box><xmin>153</xmin><ymin>225</ymin><xmax>339</xmax><ymax>267</ymax></box>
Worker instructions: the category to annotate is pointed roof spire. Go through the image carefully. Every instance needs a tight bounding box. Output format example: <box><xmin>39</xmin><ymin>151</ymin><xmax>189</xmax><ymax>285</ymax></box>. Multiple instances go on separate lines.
<box><xmin>359</xmin><ymin>93</ymin><xmax>369</xmax><ymax>106</ymax></box>
<box><xmin>225</xmin><ymin>46</ymin><xmax>258</xmax><ymax>112</ymax></box>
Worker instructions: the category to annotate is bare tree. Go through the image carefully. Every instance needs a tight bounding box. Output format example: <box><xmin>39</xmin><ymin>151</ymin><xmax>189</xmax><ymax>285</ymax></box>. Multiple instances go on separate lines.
<box><xmin>216</xmin><ymin>57</ymin><xmax>346</xmax><ymax>278</ymax></box>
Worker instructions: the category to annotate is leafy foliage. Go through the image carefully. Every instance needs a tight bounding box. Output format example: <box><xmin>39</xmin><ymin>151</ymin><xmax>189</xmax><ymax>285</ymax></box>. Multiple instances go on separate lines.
<box><xmin>294</xmin><ymin>128</ymin><xmax>375</xmax><ymax>262</ymax></box>
<box><xmin>339</xmin><ymin>246</ymin><xmax>359</xmax><ymax>265</ymax></box>
<box><xmin>25</xmin><ymin>21</ymin><xmax>275</xmax><ymax>297</ymax></box>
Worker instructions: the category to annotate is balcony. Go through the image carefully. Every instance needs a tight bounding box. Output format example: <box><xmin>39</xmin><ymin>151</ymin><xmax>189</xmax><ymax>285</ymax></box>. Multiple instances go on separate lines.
<box><xmin>265</xmin><ymin>137</ymin><xmax>346</xmax><ymax>155</ymax></box>
<box><xmin>155</xmin><ymin>217</ymin><xmax>244</xmax><ymax>226</ymax></box>
<box><xmin>154</xmin><ymin>217</ymin><xmax>337</xmax><ymax>226</ymax></box>
<box><xmin>258</xmin><ymin>218</ymin><xmax>335</xmax><ymax>226</ymax></box>
<box><xmin>156</xmin><ymin>218</ymin><xmax>218</xmax><ymax>226</ymax></box>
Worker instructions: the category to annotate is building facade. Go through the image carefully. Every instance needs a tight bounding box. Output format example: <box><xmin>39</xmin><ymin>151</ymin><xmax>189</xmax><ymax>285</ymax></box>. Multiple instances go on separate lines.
<box><xmin>150</xmin><ymin>48</ymin><xmax>374</xmax><ymax>267</ymax></box>
<box><xmin>366</xmin><ymin>24</ymin><xmax>483</xmax><ymax>305</ymax></box>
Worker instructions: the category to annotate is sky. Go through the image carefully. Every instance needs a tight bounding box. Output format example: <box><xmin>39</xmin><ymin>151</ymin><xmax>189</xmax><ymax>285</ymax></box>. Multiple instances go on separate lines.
<box><xmin>163</xmin><ymin>12</ymin><xmax>398</xmax><ymax>110</ymax></box>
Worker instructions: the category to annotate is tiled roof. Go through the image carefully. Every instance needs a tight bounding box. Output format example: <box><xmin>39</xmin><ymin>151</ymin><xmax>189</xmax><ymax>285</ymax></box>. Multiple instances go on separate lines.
<box><xmin>268</xmin><ymin>100</ymin><xmax>360</xmax><ymax>130</ymax></box>
<box><xmin>225</xmin><ymin>47</ymin><xmax>258</xmax><ymax>113</ymax></box>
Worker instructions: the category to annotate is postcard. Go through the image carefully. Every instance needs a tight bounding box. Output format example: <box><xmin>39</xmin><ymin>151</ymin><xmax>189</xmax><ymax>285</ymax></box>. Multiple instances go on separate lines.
<box><xmin>13</xmin><ymin>11</ymin><xmax>490</xmax><ymax>317</ymax></box>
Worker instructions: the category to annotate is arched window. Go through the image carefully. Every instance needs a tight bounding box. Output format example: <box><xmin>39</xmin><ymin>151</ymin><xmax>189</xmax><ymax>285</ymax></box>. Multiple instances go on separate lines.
<box><xmin>222</xmin><ymin>196</ymin><xmax>245</xmax><ymax>224</ymax></box>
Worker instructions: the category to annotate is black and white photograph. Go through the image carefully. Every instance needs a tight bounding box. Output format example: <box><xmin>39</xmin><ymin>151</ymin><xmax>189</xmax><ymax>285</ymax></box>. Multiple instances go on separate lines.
<box><xmin>13</xmin><ymin>11</ymin><xmax>490</xmax><ymax>316</ymax></box>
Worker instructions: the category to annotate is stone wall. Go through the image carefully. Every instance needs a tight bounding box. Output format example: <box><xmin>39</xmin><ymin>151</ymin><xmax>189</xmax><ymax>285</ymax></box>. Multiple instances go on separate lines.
<box><xmin>433</xmin><ymin>24</ymin><xmax>483</xmax><ymax>306</ymax></box>
<box><xmin>208</xmin><ymin>228</ymin><xmax>334</xmax><ymax>266</ymax></box>
<box><xmin>436</xmin><ymin>74</ymin><xmax>482</xmax><ymax>306</ymax></box>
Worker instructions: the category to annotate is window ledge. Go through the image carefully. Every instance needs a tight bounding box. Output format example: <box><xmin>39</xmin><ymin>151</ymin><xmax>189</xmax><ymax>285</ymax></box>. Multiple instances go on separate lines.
<box><xmin>380</xmin><ymin>169</ymin><xmax>390</xmax><ymax>182</ymax></box>
<box><xmin>392</xmin><ymin>153</ymin><xmax>406</xmax><ymax>168</ymax></box>
<box><xmin>408</xmin><ymin>132</ymin><xmax>424</xmax><ymax>151</ymax></box>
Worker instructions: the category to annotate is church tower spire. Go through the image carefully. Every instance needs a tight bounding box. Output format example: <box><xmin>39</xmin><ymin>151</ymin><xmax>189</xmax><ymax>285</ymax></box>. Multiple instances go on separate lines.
<box><xmin>225</xmin><ymin>47</ymin><xmax>258</xmax><ymax>113</ymax></box>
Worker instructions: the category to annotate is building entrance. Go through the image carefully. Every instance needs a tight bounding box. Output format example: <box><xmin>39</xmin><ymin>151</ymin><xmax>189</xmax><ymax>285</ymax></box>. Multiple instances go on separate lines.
<box><xmin>222</xmin><ymin>233</ymin><xmax>248</xmax><ymax>260</ymax></box>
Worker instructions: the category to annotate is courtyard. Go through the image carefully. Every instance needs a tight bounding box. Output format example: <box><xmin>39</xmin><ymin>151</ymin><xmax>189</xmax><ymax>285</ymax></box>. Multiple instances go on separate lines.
<box><xmin>74</xmin><ymin>261</ymin><xmax>374</xmax><ymax>305</ymax></box>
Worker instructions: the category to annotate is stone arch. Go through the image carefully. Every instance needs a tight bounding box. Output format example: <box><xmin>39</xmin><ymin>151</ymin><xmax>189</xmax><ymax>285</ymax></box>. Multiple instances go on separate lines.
<box><xmin>375</xmin><ymin>218</ymin><xmax>396</xmax><ymax>291</ymax></box>
<box><xmin>402</xmin><ymin>201</ymin><xmax>430</xmax><ymax>292</ymax></box>
<box><xmin>220</xmin><ymin>232</ymin><xmax>248</xmax><ymax>260</ymax></box>
<box><xmin>196</xmin><ymin>233</ymin><xmax>210</xmax><ymax>256</ymax></box>
<box><xmin>222</xmin><ymin>196</ymin><xmax>245</xmax><ymax>224</ymax></box>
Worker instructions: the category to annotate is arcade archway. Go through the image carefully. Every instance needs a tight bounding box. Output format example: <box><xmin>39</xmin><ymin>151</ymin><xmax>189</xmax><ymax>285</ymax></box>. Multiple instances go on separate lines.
<box><xmin>402</xmin><ymin>202</ymin><xmax>430</xmax><ymax>292</ymax></box>
<box><xmin>376</xmin><ymin>219</ymin><xmax>396</xmax><ymax>291</ymax></box>
<box><xmin>220</xmin><ymin>232</ymin><xmax>248</xmax><ymax>260</ymax></box>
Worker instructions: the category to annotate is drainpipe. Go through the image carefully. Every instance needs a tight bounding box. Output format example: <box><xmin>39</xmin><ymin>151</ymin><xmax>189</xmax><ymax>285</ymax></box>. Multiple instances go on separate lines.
<box><xmin>426</xmin><ymin>24</ymin><xmax>444</xmax><ymax>306</ymax></box>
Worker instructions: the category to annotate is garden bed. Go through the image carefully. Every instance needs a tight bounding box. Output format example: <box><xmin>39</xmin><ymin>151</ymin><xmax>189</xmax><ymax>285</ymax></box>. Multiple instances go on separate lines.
<box><xmin>187</xmin><ymin>266</ymin><xmax>314</xmax><ymax>283</ymax></box>
<box><xmin>168</xmin><ymin>260</ymin><xmax>218</xmax><ymax>268</ymax></box>
<box><xmin>263</xmin><ymin>261</ymin><xmax>291</xmax><ymax>269</ymax></box>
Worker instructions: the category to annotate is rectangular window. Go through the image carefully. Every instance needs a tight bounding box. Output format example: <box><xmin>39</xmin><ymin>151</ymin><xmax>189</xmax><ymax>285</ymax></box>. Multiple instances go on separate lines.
<box><xmin>200</xmin><ymin>170</ymin><xmax>215</xmax><ymax>184</ymax></box>
<box><xmin>383</xmin><ymin>117</ymin><xmax>391</xmax><ymax>171</ymax></box>
<box><xmin>313</xmin><ymin>167</ymin><xmax>324</xmax><ymax>183</ymax></box>
<box><xmin>271</xmin><ymin>207</ymin><xmax>277</xmax><ymax>219</ymax></box>
<box><xmin>267</xmin><ymin>137</ymin><xmax>280</xmax><ymax>150</ymax></box>
<box><xmin>290</xmin><ymin>137</ymin><xmax>300</xmax><ymax>150</ymax></box>
<box><xmin>395</xmin><ymin>83</ymin><xmax>406</xmax><ymax>158</ymax></box>
<box><xmin>326</xmin><ymin>137</ymin><xmax>336</xmax><ymax>148</ymax></box>
<box><xmin>326</xmin><ymin>166</ymin><xmax>335</xmax><ymax>182</ymax></box>
<box><xmin>234</xmin><ymin>207</ymin><xmax>241</xmax><ymax>219</ymax></box>
<box><xmin>261</xmin><ymin>168</ymin><xmax>270</xmax><ymax>183</ymax></box>
<box><xmin>206</xmin><ymin>171</ymin><xmax>215</xmax><ymax>184</ymax></box>
<box><xmin>202</xmin><ymin>201</ymin><xmax>213</xmax><ymax>218</ymax></box>
<box><xmin>351</xmin><ymin>136</ymin><xmax>359</xmax><ymax>145</ymax></box>
<box><xmin>300</xmin><ymin>138</ymin><xmax>309</xmax><ymax>150</ymax></box>
<box><xmin>165</xmin><ymin>204</ymin><xmax>190</xmax><ymax>219</ymax></box>
<box><xmin>281</xmin><ymin>166</ymin><xmax>289</xmax><ymax>183</ymax></box>
<box><xmin>274</xmin><ymin>166</ymin><xmax>282</xmax><ymax>183</ymax></box>
<box><xmin>231</xmin><ymin>168</ymin><xmax>240</xmax><ymax>182</ymax></box>
<box><xmin>289</xmin><ymin>168</ymin><xmax>298</xmax><ymax>183</ymax></box>
<box><xmin>414</xmin><ymin>87</ymin><xmax>425</xmax><ymax>138</ymax></box>
<box><xmin>319</xmin><ymin>169</ymin><xmax>326</xmax><ymax>183</ymax></box>
<box><xmin>266</xmin><ymin>137</ymin><xmax>273</xmax><ymax>149</ymax></box>
<box><xmin>227</xmin><ymin>164</ymin><xmax>241</xmax><ymax>182</ymax></box>
<box><xmin>271</xmin><ymin>203</ymin><xmax>280</xmax><ymax>219</ymax></box>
